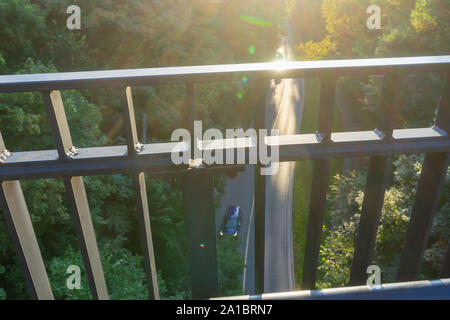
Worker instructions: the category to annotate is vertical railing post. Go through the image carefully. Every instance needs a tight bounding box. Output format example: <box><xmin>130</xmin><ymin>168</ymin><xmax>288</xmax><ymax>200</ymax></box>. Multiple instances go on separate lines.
<box><xmin>182</xmin><ymin>172</ymin><xmax>218</xmax><ymax>299</ymax></box>
<box><xmin>132</xmin><ymin>172</ymin><xmax>159</xmax><ymax>299</ymax></box>
<box><xmin>185</xmin><ymin>83</ymin><xmax>196</xmax><ymax>160</ymax></box>
<box><xmin>0</xmin><ymin>132</ymin><xmax>54</xmax><ymax>300</ymax></box>
<box><xmin>437</xmin><ymin>73</ymin><xmax>450</xmax><ymax>281</ymax></box>
<box><xmin>396</xmin><ymin>72</ymin><xmax>450</xmax><ymax>281</ymax></box>
<box><xmin>43</xmin><ymin>90</ymin><xmax>109</xmax><ymax>300</ymax></box>
<box><xmin>302</xmin><ymin>75</ymin><xmax>336</xmax><ymax>289</ymax></box>
<box><xmin>349</xmin><ymin>74</ymin><xmax>399</xmax><ymax>285</ymax></box>
<box><xmin>254</xmin><ymin>79</ymin><xmax>267</xmax><ymax>294</ymax></box>
<box><xmin>121</xmin><ymin>86</ymin><xmax>160</xmax><ymax>299</ymax></box>
<box><xmin>182</xmin><ymin>83</ymin><xmax>218</xmax><ymax>299</ymax></box>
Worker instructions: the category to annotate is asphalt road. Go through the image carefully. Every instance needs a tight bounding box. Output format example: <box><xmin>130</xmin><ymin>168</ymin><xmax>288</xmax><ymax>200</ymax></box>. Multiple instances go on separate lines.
<box><xmin>216</xmin><ymin>28</ymin><xmax>304</xmax><ymax>295</ymax></box>
<box><xmin>215</xmin><ymin>164</ymin><xmax>255</xmax><ymax>294</ymax></box>
<box><xmin>264</xmin><ymin>33</ymin><xmax>304</xmax><ymax>293</ymax></box>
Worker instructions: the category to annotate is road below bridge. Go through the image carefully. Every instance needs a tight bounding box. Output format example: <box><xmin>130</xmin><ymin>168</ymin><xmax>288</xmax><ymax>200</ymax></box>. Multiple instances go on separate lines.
<box><xmin>215</xmin><ymin>26</ymin><xmax>304</xmax><ymax>294</ymax></box>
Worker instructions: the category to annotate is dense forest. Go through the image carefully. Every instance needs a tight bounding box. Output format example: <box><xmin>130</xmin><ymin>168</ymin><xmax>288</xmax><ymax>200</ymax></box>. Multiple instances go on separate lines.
<box><xmin>290</xmin><ymin>0</ymin><xmax>449</xmax><ymax>288</ymax></box>
<box><xmin>0</xmin><ymin>0</ymin><xmax>284</xmax><ymax>299</ymax></box>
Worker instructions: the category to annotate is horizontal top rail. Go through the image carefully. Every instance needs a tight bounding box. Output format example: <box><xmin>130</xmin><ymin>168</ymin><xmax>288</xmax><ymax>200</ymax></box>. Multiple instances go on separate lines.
<box><xmin>0</xmin><ymin>56</ymin><xmax>449</xmax><ymax>93</ymax></box>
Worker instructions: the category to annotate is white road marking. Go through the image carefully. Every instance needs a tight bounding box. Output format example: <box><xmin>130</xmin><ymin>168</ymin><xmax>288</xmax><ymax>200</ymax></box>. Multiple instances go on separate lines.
<box><xmin>242</xmin><ymin>196</ymin><xmax>255</xmax><ymax>292</ymax></box>
<box><xmin>272</xmin><ymin>80</ymin><xmax>289</xmax><ymax>130</ymax></box>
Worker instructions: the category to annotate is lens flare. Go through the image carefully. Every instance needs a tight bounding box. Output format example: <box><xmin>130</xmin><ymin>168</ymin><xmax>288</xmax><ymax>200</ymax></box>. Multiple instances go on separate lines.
<box><xmin>240</xmin><ymin>14</ymin><xmax>273</xmax><ymax>27</ymax></box>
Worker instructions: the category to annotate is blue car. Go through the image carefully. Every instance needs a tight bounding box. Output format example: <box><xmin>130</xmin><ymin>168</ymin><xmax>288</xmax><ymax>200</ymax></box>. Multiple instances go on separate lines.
<box><xmin>219</xmin><ymin>205</ymin><xmax>243</xmax><ymax>239</ymax></box>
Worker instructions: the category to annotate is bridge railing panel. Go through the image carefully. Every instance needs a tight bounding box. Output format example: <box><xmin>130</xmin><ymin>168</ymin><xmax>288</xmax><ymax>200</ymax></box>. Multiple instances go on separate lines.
<box><xmin>0</xmin><ymin>56</ymin><xmax>448</xmax><ymax>299</ymax></box>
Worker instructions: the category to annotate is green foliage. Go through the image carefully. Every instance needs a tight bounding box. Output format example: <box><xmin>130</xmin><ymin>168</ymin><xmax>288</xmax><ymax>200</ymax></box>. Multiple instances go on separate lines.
<box><xmin>0</xmin><ymin>265</ymin><xmax>6</xmax><ymax>300</ymax></box>
<box><xmin>0</xmin><ymin>289</ymin><xmax>5</xmax><ymax>300</ymax></box>
<box><xmin>411</xmin><ymin>0</ymin><xmax>438</xmax><ymax>33</ymax></box>
<box><xmin>294</xmin><ymin>0</ymin><xmax>448</xmax><ymax>131</ymax></box>
<box><xmin>292</xmin><ymin>5</ymin><xmax>448</xmax><ymax>289</ymax></box>
<box><xmin>145</xmin><ymin>178</ymin><xmax>190</xmax><ymax>299</ymax></box>
<box><xmin>0</xmin><ymin>59</ymin><xmax>104</xmax><ymax>151</ymax></box>
<box><xmin>0</xmin><ymin>53</ymin><xmax>5</xmax><ymax>73</ymax></box>
<box><xmin>315</xmin><ymin>169</ymin><xmax>365</xmax><ymax>288</ymax></box>
<box><xmin>295</xmin><ymin>0</ymin><xmax>448</xmax><ymax>59</ymax></box>
<box><xmin>409</xmin><ymin>0</ymin><xmax>450</xmax><ymax>53</ymax></box>
<box><xmin>397</xmin><ymin>73</ymin><xmax>444</xmax><ymax>128</ymax></box>
<box><xmin>48</xmin><ymin>238</ymin><xmax>149</xmax><ymax>300</ymax></box>
<box><xmin>0</xmin><ymin>0</ymin><xmax>46</xmax><ymax>71</ymax></box>
<box><xmin>296</xmin><ymin>36</ymin><xmax>334</xmax><ymax>60</ymax></box>
<box><xmin>217</xmin><ymin>237</ymin><xmax>246</xmax><ymax>297</ymax></box>
<box><xmin>316</xmin><ymin>154</ymin><xmax>449</xmax><ymax>288</ymax></box>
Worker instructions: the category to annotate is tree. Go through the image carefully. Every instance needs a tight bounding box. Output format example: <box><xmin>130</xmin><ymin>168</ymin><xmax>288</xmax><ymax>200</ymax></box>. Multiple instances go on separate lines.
<box><xmin>0</xmin><ymin>0</ymin><xmax>46</xmax><ymax>72</ymax></box>
<box><xmin>0</xmin><ymin>0</ymin><xmax>286</xmax><ymax>299</ymax></box>
<box><xmin>316</xmin><ymin>155</ymin><xmax>450</xmax><ymax>288</ymax></box>
<box><xmin>48</xmin><ymin>238</ymin><xmax>150</xmax><ymax>300</ymax></box>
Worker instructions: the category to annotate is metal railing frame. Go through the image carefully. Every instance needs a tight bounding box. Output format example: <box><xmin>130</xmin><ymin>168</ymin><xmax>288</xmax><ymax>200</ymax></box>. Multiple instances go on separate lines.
<box><xmin>0</xmin><ymin>55</ymin><xmax>449</xmax><ymax>299</ymax></box>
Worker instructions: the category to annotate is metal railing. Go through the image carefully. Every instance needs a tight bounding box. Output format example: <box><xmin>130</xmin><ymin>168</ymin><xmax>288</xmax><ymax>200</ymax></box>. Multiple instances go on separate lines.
<box><xmin>0</xmin><ymin>56</ymin><xmax>449</xmax><ymax>299</ymax></box>
<box><xmin>212</xmin><ymin>279</ymin><xmax>450</xmax><ymax>300</ymax></box>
